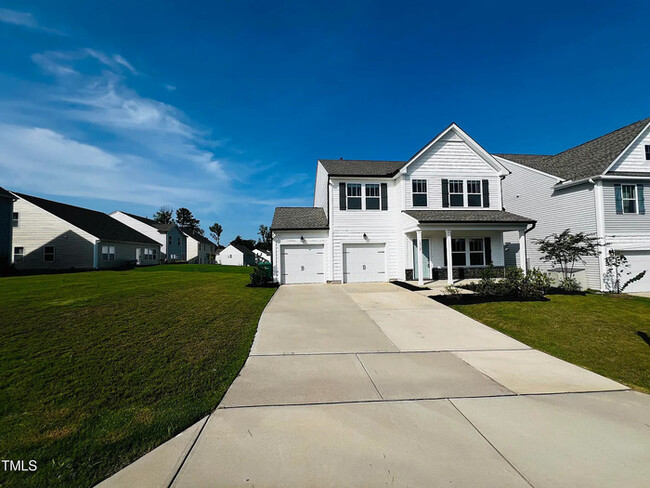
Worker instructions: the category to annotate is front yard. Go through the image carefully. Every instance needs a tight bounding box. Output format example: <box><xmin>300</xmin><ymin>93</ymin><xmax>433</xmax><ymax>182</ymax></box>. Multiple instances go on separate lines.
<box><xmin>451</xmin><ymin>293</ymin><xmax>650</xmax><ymax>393</ymax></box>
<box><xmin>0</xmin><ymin>265</ymin><xmax>275</xmax><ymax>488</ymax></box>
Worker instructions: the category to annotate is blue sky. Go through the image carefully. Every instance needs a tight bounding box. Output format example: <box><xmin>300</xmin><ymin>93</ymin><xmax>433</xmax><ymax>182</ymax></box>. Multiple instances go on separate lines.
<box><xmin>0</xmin><ymin>1</ymin><xmax>649</xmax><ymax>242</ymax></box>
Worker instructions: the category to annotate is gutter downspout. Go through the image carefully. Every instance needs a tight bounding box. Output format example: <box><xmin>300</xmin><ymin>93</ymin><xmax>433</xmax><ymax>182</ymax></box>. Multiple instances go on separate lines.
<box><xmin>93</xmin><ymin>240</ymin><xmax>99</xmax><ymax>269</ymax></box>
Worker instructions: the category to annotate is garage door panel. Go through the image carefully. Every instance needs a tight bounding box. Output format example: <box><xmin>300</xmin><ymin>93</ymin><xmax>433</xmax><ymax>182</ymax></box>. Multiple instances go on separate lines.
<box><xmin>623</xmin><ymin>251</ymin><xmax>650</xmax><ymax>293</ymax></box>
<box><xmin>281</xmin><ymin>245</ymin><xmax>325</xmax><ymax>284</ymax></box>
<box><xmin>343</xmin><ymin>244</ymin><xmax>386</xmax><ymax>283</ymax></box>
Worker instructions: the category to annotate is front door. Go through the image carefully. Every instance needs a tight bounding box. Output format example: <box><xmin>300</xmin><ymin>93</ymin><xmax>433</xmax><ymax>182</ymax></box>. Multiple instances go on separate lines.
<box><xmin>412</xmin><ymin>239</ymin><xmax>431</xmax><ymax>280</ymax></box>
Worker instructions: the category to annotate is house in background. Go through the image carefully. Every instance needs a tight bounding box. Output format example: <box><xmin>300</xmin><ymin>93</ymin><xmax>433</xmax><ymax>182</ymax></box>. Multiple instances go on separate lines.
<box><xmin>183</xmin><ymin>229</ymin><xmax>218</xmax><ymax>264</ymax></box>
<box><xmin>110</xmin><ymin>211</ymin><xmax>187</xmax><ymax>261</ymax></box>
<box><xmin>497</xmin><ymin>117</ymin><xmax>650</xmax><ymax>293</ymax></box>
<box><xmin>0</xmin><ymin>187</ymin><xmax>16</xmax><ymax>271</ymax></box>
<box><xmin>253</xmin><ymin>248</ymin><xmax>271</xmax><ymax>263</ymax></box>
<box><xmin>218</xmin><ymin>243</ymin><xmax>256</xmax><ymax>266</ymax></box>
<box><xmin>11</xmin><ymin>192</ymin><xmax>161</xmax><ymax>270</ymax></box>
<box><xmin>271</xmin><ymin>123</ymin><xmax>535</xmax><ymax>285</ymax></box>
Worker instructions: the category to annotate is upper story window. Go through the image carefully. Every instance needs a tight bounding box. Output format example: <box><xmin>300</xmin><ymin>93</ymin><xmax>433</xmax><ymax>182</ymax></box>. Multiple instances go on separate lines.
<box><xmin>102</xmin><ymin>246</ymin><xmax>116</xmax><ymax>261</ymax></box>
<box><xmin>365</xmin><ymin>184</ymin><xmax>380</xmax><ymax>210</ymax></box>
<box><xmin>449</xmin><ymin>180</ymin><xmax>464</xmax><ymax>206</ymax></box>
<box><xmin>43</xmin><ymin>246</ymin><xmax>55</xmax><ymax>262</ymax></box>
<box><xmin>412</xmin><ymin>179</ymin><xmax>427</xmax><ymax>206</ymax></box>
<box><xmin>645</xmin><ymin>145</ymin><xmax>650</xmax><ymax>160</ymax></box>
<box><xmin>466</xmin><ymin>180</ymin><xmax>482</xmax><ymax>207</ymax></box>
<box><xmin>12</xmin><ymin>212</ymin><xmax>19</xmax><ymax>227</ymax></box>
<box><xmin>14</xmin><ymin>247</ymin><xmax>23</xmax><ymax>262</ymax></box>
<box><xmin>169</xmin><ymin>235</ymin><xmax>173</xmax><ymax>245</ymax></box>
<box><xmin>346</xmin><ymin>183</ymin><xmax>362</xmax><ymax>209</ymax></box>
<box><xmin>178</xmin><ymin>237</ymin><xmax>181</xmax><ymax>246</ymax></box>
<box><xmin>621</xmin><ymin>184</ymin><xmax>637</xmax><ymax>214</ymax></box>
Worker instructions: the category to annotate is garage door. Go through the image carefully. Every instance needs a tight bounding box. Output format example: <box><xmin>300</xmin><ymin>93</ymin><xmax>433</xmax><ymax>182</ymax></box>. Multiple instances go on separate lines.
<box><xmin>343</xmin><ymin>243</ymin><xmax>386</xmax><ymax>283</ymax></box>
<box><xmin>280</xmin><ymin>245</ymin><xmax>325</xmax><ymax>284</ymax></box>
<box><xmin>623</xmin><ymin>251</ymin><xmax>650</xmax><ymax>293</ymax></box>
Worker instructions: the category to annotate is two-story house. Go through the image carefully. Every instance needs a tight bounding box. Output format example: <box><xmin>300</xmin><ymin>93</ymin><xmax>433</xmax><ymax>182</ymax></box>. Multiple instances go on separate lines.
<box><xmin>110</xmin><ymin>211</ymin><xmax>187</xmax><ymax>262</ymax></box>
<box><xmin>498</xmin><ymin>117</ymin><xmax>650</xmax><ymax>293</ymax></box>
<box><xmin>183</xmin><ymin>228</ymin><xmax>218</xmax><ymax>264</ymax></box>
<box><xmin>271</xmin><ymin>123</ymin><xmax>535</xmax><ymax>285</ymax></box>
<box><xmin>0</xmin><ymin>187</ymin><xmax>16</xmax><ymax>272</ymax></box>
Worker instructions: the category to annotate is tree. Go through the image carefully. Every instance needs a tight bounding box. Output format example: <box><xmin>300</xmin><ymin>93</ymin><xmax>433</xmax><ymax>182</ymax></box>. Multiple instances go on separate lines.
<box><xmin>257</xmin><ymin>224</ymin><xmax>272</xmax><ymax>252</ymax></box>
<box><xmin>231</xmin><ymin>235</ymin><xmax>257</xmax><ymax>250</ymax></box>
<box><xmin>534</xmin><ymin>229</ymin><xmax>600</xmax><ymax>288</ymax></box>
<box><xmin>603</xmin><ymin>250</ymin><xmax>647</xmax><ymax>293</ymax></box>
<box><xmin>153</xmin><ymin>206</ymin><xmax>174</xmax><ymax>224</ymax></box>
<box><xmin>176</xmin><ymin>208</ymin><xmax>201</xmax><ymax>233</ymax></box>
<box><xmin>209</xmin><ymin>223</ymin><xmax>223</xmax><ymax>246</ymax></box>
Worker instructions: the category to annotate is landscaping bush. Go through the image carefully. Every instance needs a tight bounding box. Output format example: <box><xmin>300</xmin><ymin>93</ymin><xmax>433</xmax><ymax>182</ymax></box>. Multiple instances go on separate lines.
<box><xmin>249</xmin><ymin>265</ymin><xmax>273</xmax><ymax>287</ymax></box>
<box><xmin>559</xmin><ymin>276</ymin><xmax>582</xmax><ymax>293</ymax></box>
<box><xmin>464</xmin><ymin>267</ymin><xmax>550</xmax><ymax>301</ymax></box>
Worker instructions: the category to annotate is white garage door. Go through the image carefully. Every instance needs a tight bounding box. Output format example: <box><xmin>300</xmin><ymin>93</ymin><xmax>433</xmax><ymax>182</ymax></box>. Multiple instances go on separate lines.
<box><xmin>281</xmin><ymin>245</ymin><xmax>325</xmax><ymax>284</ymax></box>
<box><xmin>623</xmin><ymin>251</ymin><xmax>650</xmax><ymax>293</ymax></box>
<box><xmin>343</xmin><ymin>243</ymin><xmax>386</xmax><ymax>283</ymax></box>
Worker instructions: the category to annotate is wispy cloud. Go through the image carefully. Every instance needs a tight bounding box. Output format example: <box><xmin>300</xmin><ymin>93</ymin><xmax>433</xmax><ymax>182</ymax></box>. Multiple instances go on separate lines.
<box><xmin>0</xmin><ymin>8</ymin><xmax>65</xmax><ymax>34</ymax></box>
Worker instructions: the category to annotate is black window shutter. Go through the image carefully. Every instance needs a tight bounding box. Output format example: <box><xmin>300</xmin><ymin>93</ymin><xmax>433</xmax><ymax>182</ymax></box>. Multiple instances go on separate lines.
<box><xmin>638</xmin><ymin>184</ymin><xmax>645</xmax><ymax>214</ymax></box>
<box><xmin>484</xmin><ymin>237</ymin><xmax>492</xmax><ymax>265</ymax></box>
<box><xmin>380</xmin><ymin>183</ymin><xmax>388</xmax><ymax>210</ymax></box>
<box><xmin>442</xmin><ymin>179</ymin><xmax>449</xmax><ymax>208</ymax></box>
<box><xmin>339</xmin><ymin>182</ymin><xmax>346</xmax><ymax>210</ymax></box>
<box><xmin>482</xmin><ymin>179</ymin><xmax>490</xmax><ymax>208</ymax></box>
<box><xmin>443</xmin><ymin>238</ymin><xmax>447</xmax><ymax>266</ymax></box>
<box><xmin>614</xmin><ymin>184</ymin><xmax>623</xmax><ymax>214</ymax></box>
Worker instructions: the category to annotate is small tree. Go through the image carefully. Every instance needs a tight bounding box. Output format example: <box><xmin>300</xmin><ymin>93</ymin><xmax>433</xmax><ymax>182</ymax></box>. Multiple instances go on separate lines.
<box><xmin>153</xmin><ymin>206</ymin><xmax>174</xmax><ymax>224</ymax></box>
<box><xmin>535</xmin><ymin>229</ymin><xmax>600</xmax><ymax>285</ymax></box>
<box><xmin>176</xmin><ymin>208</ymin><xmax>201</xmax><ymax>233</ymax></box>
<box><xmin>257</xmin><ymin>224</ymin><xmax>272</xmax><ymax>252</ymax></box>
<box><xmin>231</xmin><ymin>235</ymin><xmax>257</xmax><ymax>250</ymax></box>
<box><xmin>209</xmin><ymin>223</ymin><xmax>223</xmax><ymax>246</ymax></box>
<box><xmin>603</xmin><ymin>250</ymin><xmax>647</xmax><ymax>293</ymax></box>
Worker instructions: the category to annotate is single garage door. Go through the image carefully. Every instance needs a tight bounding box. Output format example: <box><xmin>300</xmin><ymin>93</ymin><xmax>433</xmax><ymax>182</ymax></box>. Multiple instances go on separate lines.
<box><xmin>343</xmin><ymin>243</ymin><xmax>386</xmax><ymax>283</ymax></box>
<box><xmin>281</xmin><ymin>245</ymin><xmax>325</xmax><ymax>284</ymax></box>
<box><xmin>623</xmin><ymin>251</ymin><xmax>650</xmax><ymax>293</ymax></box>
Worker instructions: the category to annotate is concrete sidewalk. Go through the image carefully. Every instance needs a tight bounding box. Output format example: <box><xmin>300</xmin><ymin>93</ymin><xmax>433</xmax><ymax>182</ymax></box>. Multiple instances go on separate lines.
<box><xmin>98</xmin><ymin>283</ymin><xmax>650</xmax><ymax>488</ymax></box>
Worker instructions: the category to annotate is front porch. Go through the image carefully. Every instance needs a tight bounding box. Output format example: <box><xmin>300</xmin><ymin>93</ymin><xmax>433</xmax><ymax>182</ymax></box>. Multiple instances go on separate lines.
<box><xmin>403</xmin><ymin>210</ymin><xmax>535</xmax><ymax>286</ymax></box>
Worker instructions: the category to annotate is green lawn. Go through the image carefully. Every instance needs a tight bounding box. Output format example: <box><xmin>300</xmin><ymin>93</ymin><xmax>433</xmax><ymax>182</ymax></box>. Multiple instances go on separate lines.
<box><xmin>0</xmin><ymin>265</ymin><xmax>275</xmax><ymax>488</ymax></box>
<box><xmin>451</xmin><ymin>293</ymin><xmax>650</xmax><ymax>393</ymax></box>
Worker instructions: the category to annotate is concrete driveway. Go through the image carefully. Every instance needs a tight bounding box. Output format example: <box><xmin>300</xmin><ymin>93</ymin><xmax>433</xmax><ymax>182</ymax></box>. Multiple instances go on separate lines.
<box><xmin>100</xmin><ymin>283</ymin><xmax>650</xmax><ymax>488</ymax></box>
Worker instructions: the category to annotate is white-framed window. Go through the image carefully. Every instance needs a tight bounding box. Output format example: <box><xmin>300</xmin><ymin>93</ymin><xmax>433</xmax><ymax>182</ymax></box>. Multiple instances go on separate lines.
<box><xmin>467</xmin><ymin>180</ymin><xmax>482</xmax><ymax>207</ymax></box>
<box><xmin>645</xmin><ymin>144</ymin><xmax>650</xmax><ymax>161</ymax></box>
<box><xmin>44</xmin><ymin>246</ymin><xmax>55</xmax><ymax>262</ymax></box>
<box><xmin>469</xmin><ymin>238</ymin><xmax>485</xmax><ymax>265</ymax></box>
<box><xmin>412</xmin><ymin>179</ymin><xmax>427</xmax><ymax>206</ymax></box>
<box><xmin>365</xmin><ymin>183</ymin><xmax>380</xmax><ymax>210</ymax></box>
<box><xmin>451</xmin><ymin>239</ymin><xmax>466</xmax><ymax>266</ymax></box>
<box><xmin>449</xmin><ymin>180</ymin><xmax>464</xmax><ymax>207</ymax></box>
<box><xmin>346</xmin><ymin>183</ymin><xmax>362</xmax><ymax>209</ymax></box>
<box><xmin>12</xmin><ymin>212</ymin><xmax>19</xmax><ymax>227</ymax></box>
<box><xmin>14</xmin><ymin>246</ymin><xmax>23</xmax><ymax>262</ymax></box>
<box><xmin>144</xmin><ymin>248</ymin><xmax>157</xmax><ymax>260</ymax></box>
<box><xmin>102</xmin><ymin>246</ymin><xmax>115</xmax><ymax>261</ymax></box>
<box><xmin>622</xmin><ymin>184</ymin><xmax>637</xmax><ymax>214</ymax></box>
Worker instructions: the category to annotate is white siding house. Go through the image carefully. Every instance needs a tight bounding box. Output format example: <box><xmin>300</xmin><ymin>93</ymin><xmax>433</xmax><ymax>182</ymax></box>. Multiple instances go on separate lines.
<box><xmin>218</xmin><ymin>243</ymin><xmax>256</xmax><ymax>266</ymax></box>
<box><xmin>272</xmin><ymin>123</ymin><xmax>535</xmax><ymax>285</ymax></box>
<box><xmin>183</xmin><ymin>229</ymin><xmax>218</xmax><ymax>264</ymax></box>
<box><xmin>10</xmin><ymin>192</ymin><xmax>161</xmax><ymax>271</ymax></box>
<box><xmin>110</xmin><ymin>211</ymin><xmax>187</xmax><ymax>261</ymax></box>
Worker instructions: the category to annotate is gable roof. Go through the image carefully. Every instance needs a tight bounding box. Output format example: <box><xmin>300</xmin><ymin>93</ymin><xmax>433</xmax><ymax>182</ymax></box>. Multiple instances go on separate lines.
<box><xmin>496</xmin><ymin>117</ymin><xmax>650</xmax><ymax>181</ymax></box>
<box><xmin>272</xmin><ymin>207</ymin><xmax>329</xmax><ymax>230</ymax></box>
<box><xmin>0</xmin><ymin>187</ymin><xmax>16</xmax><ymax>201</ymax></box>
<box><xmin>403</xmin><ymin>209</ymin><xmax>535</xmax><ymax>224</ymax></box>
<box><xmin>181</xmin><ymin>228</ymin><xmax>216</xmax><ymax>247</ymax></box>
<box><xmin>15</xmin><ymin>193</ymin><xmax>159</xmax><ymax>245</ymax></box>
<box><xmin>120</xmin><ymin>212</ymin><xmax>177</xmax><ymax>233</ymax></box>
<box><xmin>227</xmin><ymin>242</ymin><xmax>254</xmax><ymax>254</ymax></box>
<box><xmin>318</xmin><ymin>160</ymin><xmax>406</xmax><ymax>177</ymax></box>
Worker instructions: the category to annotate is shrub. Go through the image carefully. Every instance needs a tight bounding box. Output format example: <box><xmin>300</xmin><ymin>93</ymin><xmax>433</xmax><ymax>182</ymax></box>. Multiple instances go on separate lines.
<box><xmin>249</xmin><ymin>265</ymin><xmax>272</xmax><ymax>286</ymax></box>
<box><xmin>559</xmin><ymin>276</ymin><xmax>581</xmax><ymax>293</ymax></box>
<box><xmin>442</xmin><ymin>285</ymin><xmax>462</xmax><ymax>303</ymax></box>
<box><xmin>465</xmin><ymin>266</ymin><xmax>549</xmax><ymax>300</ymax></box>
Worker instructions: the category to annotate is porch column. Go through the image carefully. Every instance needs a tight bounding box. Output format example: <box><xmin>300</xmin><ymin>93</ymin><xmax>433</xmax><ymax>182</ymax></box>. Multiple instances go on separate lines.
<box><xmin>445</xmin><ymin>229</ymin><xmax>453</xmax><ymax>284</ymax></box>
<box><xmin>416</xmin><ymin>229</ymin><xmax>424</xmax><ymax>286</ymax></box>
<box><xmin>519</xmin><ymin>229</ymin><xmax>528</xmax><ymax>275</ymax></box>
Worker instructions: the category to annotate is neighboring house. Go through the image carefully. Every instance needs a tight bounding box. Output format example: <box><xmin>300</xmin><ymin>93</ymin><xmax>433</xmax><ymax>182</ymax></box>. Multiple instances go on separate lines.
<box><xmin>253</xmin><ymin>248</ymin><xmax>271</xmax><ymax>263</ymax></box>
<box><xmin>11</xmin><ymin>192</ymin><xmax>161</xmax><ymax>270</ymax></box>
<box><xmin>110</xmin><ymin>211</ymin><xmax>187</xmax><ymax>261</ymax></box>
<box><xmin>0</xmin><ymin>187</ymin><xmax>16</xmax><ymax>271</ymax></box>
<box><xmin>497</xmin><ymin>117</ymin><xmax>650</xmax><ymax>293</ymax></box>
<box><xmin>271</xmin><ymin>123</ymin><xmax>535</xmax><ymax>285</ymax></box>
<box><xmin>218</xmin><ymin>243</ymin><xmax>256</xmax><ymax>266</ymax></box>
<box><xmin>183</xmin><ymin>229</ymin><xmax>218</xmax><ymax>264</ymax></box>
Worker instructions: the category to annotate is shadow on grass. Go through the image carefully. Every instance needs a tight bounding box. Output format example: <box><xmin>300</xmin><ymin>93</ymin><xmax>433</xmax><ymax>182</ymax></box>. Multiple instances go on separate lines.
<box><xmin>636</xmin><ymin>331</ymin><xmax>650</xmax><ymax>347</ymax></box>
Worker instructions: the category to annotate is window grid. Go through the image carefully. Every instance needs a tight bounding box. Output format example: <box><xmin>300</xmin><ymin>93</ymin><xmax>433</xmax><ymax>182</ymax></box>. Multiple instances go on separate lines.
<box><xmin>451</xmin><ymin>238</ymin><xmax>466</xmax><ymax>266</ymax></box>
<box><xmin>449</xmin><ymin>180</ymin><xmax>464</xmax><ymax>207</ymax></box>
<box><xmin>467</xmin><ymin>180</ymin><xmax>482</xmax><ymax>207</ymax></box>
<box><xmin>645</xmin><ymin>145</ymin><xmax>650</xmax><ymax>161</ymax></box>
<box><xmin>469</xmin><ymin>238</ymin><xmax>485</xmax><ymax>266</ymax></box>
<box><xmin>44</xmin><ymin>246</ymin><xmax>55</xmax><ymax>262</ymax></box>
<box><xmin>102</xmin><ymin>246</ymin><xmax>115</xmax><ymax>261</ymax></box>
<box><xmin>365</xmin><ymin>183</ymin><xmax>380</xmax><ymax>210</ymax></box>
<box><xmin>346</xmin><ymin>183</ymin><xmax>362</xmax><ymax>210</ymax></box>
<box><xmin>412</xmin><ymin>179</ymin><xmax>427</xmax><ymax>207</ymax></box>
<box><xmin>12</xmin><ymin>212</ymin><xmax>19</xmax><ymax>228</ymax></box>
<box><xmin>622</xmin><ymin>184</ymin><xmax>637</xmax><ymax>214</ymax></box>
<box><xmin>14</xmin><ymin>247</ymin><xmax>24</xmax><ymax>262</ymax></box>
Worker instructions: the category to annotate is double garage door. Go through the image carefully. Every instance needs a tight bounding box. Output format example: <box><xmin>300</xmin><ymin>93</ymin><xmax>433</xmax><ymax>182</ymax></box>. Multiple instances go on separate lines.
<box><xmin>281</xmin><ymin>245</ymin><xmax>325</xmax><ymax>284</ymax></box>
<box><xmin>623</xmin><ymin>251</ymin><xmax>650</xmax><ymax>293</ymax></box>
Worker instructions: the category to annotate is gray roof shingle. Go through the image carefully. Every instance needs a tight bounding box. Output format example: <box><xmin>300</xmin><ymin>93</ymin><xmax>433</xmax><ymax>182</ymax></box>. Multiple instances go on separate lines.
<box><xmin>403</xmin><ymin>209</ymin><xmax>535</xmax><ymax>224</ymax></box>
<box><xmin>272</xmin><ymin>207</ymin><xmax>329</xmax><ymax>230</ymax></box>
<box><xmin>0</xmin><ymin>187</ymin><xmax>16</xmax><ymax>200</ymax></box>
<box><xmin>182</xmin><ymin>228</ymin><xmax>216</xmax><ymax>247</ymax></box>
<box><xmin>123</xmin><ymin>212</ymin><xmax>176</xmax><ymax>233</ymax></box>
<box><xmin>495</xmin><ymin>117</ymin><xmax>650</xmax><ymax>181</ymax></box>
<box><xmin>318</xmin><ymin>159</ymin><xmax>406</xmax><ymax>177</ymax></box>
<box><xmin>15</xmin><ymin>193</ymin><xmax>159</xmax><ymax>245</ymax></box>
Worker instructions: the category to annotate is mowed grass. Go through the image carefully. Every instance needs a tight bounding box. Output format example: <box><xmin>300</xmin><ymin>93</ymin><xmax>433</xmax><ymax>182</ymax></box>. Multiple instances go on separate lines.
<box><xmin>451</xmin><ymin>293</ymin><xmax>650</xmax><ymax>393</ymax></box>
<box><xmin>0</xmin><ymin>265</ymin><xmax>275</xmax><ymax>488</ymax></box>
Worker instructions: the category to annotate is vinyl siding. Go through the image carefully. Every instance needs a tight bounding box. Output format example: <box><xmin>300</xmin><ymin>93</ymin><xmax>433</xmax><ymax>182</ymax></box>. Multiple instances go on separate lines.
<box><xmin>271</xmin><ymin>230</ymin><xmax>330</xmax><ymax>282</ymax></box>
<box><xmin>405</xmin><ymin>137</ymin><xmax>502</xmax><ymax>210</ymax></box>
<box><xmin>608</xmin><ymin>124</ymin><xmax>650</xmax><ymax>173</ymax></box>
<box><xmin>602</xmin><ymin>181</ymin><xmax>650</xmax><ymax>234</ymax></box>
<box><xmin>165</xmin><ymin>226</ymin><xmax>186</xmax><ymax>261</ymax></box>
<box><xmin>186</xmin><ymin>236</ymin><xmax>199</xmax><ymax>263</ymax></box>
<box><xmin>313</xmin><ymin>161</ymin><xmax>329</xmax><ymax>216</ymax></box>
<box><xmin>97</xmin><ymin>242</ymin><xmax>158</xmax><ymax>269</ymax></box>
<box><xmin>501</xmin><ymin>160</ymin><xmax>601</xmax><ymax>288</ymax></box>
<box><xmin>12</xmin><ymin>197</ymin><xmax>96</xmax><ymax>270</ymax></box>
